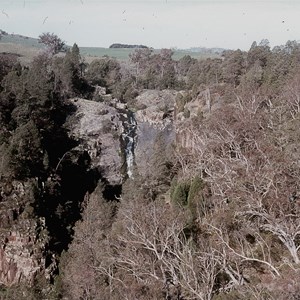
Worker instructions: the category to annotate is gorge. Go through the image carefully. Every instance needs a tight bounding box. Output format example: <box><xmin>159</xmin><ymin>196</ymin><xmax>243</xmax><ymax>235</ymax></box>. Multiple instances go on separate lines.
<box><xmin>1</xmin><ymin>40</ymin><xmax>300</xmax><ymax>299</ymax></box>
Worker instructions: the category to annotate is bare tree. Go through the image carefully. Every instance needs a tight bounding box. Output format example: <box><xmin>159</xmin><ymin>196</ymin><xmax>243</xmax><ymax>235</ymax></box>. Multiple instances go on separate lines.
<box><xmin>241</xmin><ymin>209</ymin><xmax>300</xmax><ymax>264</ymax></box>
<box><xmin>98</xmin><ymin>198</ymin><xmax>219</xmax><ymax>300</ymax></box>
<box><xmin>206</xmin><ymin>220</ymin><xmax>280</xmax><ymax>278</ymax></box>
<box><xmin>174</xmin><ymin>88</ymin><xmax>300</xmax><ymax>296</ymax></box>
<box><xmin>38</xmin><ymin>32</ymin><xmax>65</xmax><ymax>54</ymax></box>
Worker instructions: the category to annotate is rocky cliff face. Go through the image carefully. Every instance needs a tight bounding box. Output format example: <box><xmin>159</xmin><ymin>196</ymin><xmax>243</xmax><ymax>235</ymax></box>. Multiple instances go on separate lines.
<box><xmin>133</xmin><ymin>90</ymin><xmax>177</xmax><ymax>177</ymax></box>
<box><xmin>0</xmin><ymin>179</ymin><xmax>47</xmax><ymax>286</ymax></box>
<box><xmin>0</xmin><ymin>223</ymin><xmax>46</xmax><ymax>286</ymax></box>
<box><xmin>64</xmin><ymin>90</ymin><xmax>179</xmax><ymax>182</ymax></box>
<box><xmin>65</xmin><ymin>98</ymin><xmax>124</xmax><ymax>185</ymax></box>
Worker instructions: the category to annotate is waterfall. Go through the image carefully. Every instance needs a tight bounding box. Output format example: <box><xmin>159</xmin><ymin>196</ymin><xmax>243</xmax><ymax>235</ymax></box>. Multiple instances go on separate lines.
<box><xmin>121</xmin><ymin>111</ymin><xmax>137</xmax><ymax>178</ymax></box>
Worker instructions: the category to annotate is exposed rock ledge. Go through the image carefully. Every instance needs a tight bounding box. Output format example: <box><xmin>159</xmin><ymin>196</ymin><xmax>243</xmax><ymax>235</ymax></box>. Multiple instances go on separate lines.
<box><xmin>65</xmin><ymin>98</ymin><xmax>124</xmax><ymax>185</ymax></box>
<box><xmin>134</xmin><ymin>89</ymin><xmax>177</xmax><ymax>129</ymax></box>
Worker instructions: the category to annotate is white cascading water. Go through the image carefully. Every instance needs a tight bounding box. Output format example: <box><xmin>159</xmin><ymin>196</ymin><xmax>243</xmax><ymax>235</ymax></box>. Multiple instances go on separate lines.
<box><xmin>122</xmin><ymin>112</ymin><xmax>137</xmax><ymax>178</ymax></box>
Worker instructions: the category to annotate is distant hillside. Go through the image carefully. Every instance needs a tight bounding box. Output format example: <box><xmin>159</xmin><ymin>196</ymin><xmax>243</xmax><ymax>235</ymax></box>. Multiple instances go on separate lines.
<box><xmin>80</xmin><ymin>47</ymin><xmax>221</xmax><ymax>62</ymax></box>
<box><xmin>0</xmin><ymin>33</ymin><xmax>43</xmax><ymax>49</ymax></box>
<box><xmin>0</xmin><ymin>33</ymin><xmax>44</xmax><ymax>64</ymax></box>
<box><xmin>0</xmin><ymin>32</ymin><xmax>222</xmax><ymax>63</ymax></box>
<box><xmin>109</xmin><ymin>43</ymin><xmax>148</xmax><ymax>49</ymax></box>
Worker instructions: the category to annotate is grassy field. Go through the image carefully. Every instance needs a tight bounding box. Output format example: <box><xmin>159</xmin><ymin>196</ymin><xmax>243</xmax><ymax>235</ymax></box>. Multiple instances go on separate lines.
<box><xmin>80</xmin><ymin>46</ymin><xmax>220</xmax><ymax>62</ymax></box>
<box><xmin>0</xmin><ymin>34</ymin><xmax>44</xmax><ymax>64</ymax></box>
<box><xmin>0</xmin><ymin>33</ymin><xmax>220</xmax><ymax>64</ymax></box>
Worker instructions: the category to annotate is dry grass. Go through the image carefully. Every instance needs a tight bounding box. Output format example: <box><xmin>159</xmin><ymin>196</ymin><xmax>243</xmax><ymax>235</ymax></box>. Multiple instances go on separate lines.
<box><xmin>0</xmin><ymin>42</ymin><xmax>42</xmax><ymax>65</ymax></box>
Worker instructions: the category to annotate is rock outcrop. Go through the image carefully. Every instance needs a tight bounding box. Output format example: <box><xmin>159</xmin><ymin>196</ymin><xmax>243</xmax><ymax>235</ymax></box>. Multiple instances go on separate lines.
<box><xmin>65</xmin><ymin>98</ymin><xmax>124</xmax><ymax>185</ymax></box>
<box><xmin>0</xmin><ymin>224</ymin><xmax>46</xmax><ymax>286</ymax></box>
<box><xmin>0</xmin><ymin>179</ymin><xmax>47</xmax><ymax>286</ymax></box>
<box><xmin>134</xmin><ymin>89</ymin><xmax>176</xmax><ymax>129</ymax></box>
<box><xmin>133</xmin><ymin>90</ymin><xmax>177</xmax><ymax>177</ymax></box>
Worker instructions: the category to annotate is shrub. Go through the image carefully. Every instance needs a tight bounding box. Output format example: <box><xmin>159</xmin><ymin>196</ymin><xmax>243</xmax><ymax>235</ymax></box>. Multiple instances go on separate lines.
<box><xmin>170</xmin><ymin>180</ymin><xmax>190</xmax><ymax>206</ymax></box>
<box><xmin>187</xmin><ymin>176</ymin><xmax>205</xmax><ymax>218</ymax></box>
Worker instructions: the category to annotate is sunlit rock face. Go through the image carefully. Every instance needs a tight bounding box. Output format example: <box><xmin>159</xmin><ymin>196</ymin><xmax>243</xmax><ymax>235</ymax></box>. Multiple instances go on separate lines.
<box><xmin>134</xmin><ymin>89</ymin><xmax>176</xmax><ymax>129</ymax></box>
<box><xmin>66</xmin><ymin>98</ymin><xmax>124</xmax><ymax>185</ymax></box>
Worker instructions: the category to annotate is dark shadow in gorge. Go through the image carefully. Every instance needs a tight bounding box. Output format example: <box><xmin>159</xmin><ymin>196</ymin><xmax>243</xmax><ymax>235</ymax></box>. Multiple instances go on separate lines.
<box><xmin>36</xmin><ymin>150</ymin><xmax>101</xmax><ymax>258</ymax></box>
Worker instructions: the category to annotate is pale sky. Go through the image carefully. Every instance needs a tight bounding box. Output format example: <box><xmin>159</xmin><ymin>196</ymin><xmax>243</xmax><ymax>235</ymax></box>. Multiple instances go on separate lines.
<box><xmin>0</xmin><ymin>0</ymin><xmax>300</xmax><ymax>50</ymax></box>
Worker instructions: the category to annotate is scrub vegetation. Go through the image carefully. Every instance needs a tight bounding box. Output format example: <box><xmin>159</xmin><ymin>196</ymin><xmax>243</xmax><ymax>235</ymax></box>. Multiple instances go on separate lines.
<box><xmin>1</xmin><ymin>34</ymin><xmax>300</xmax><ymax>299</ymax></box>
